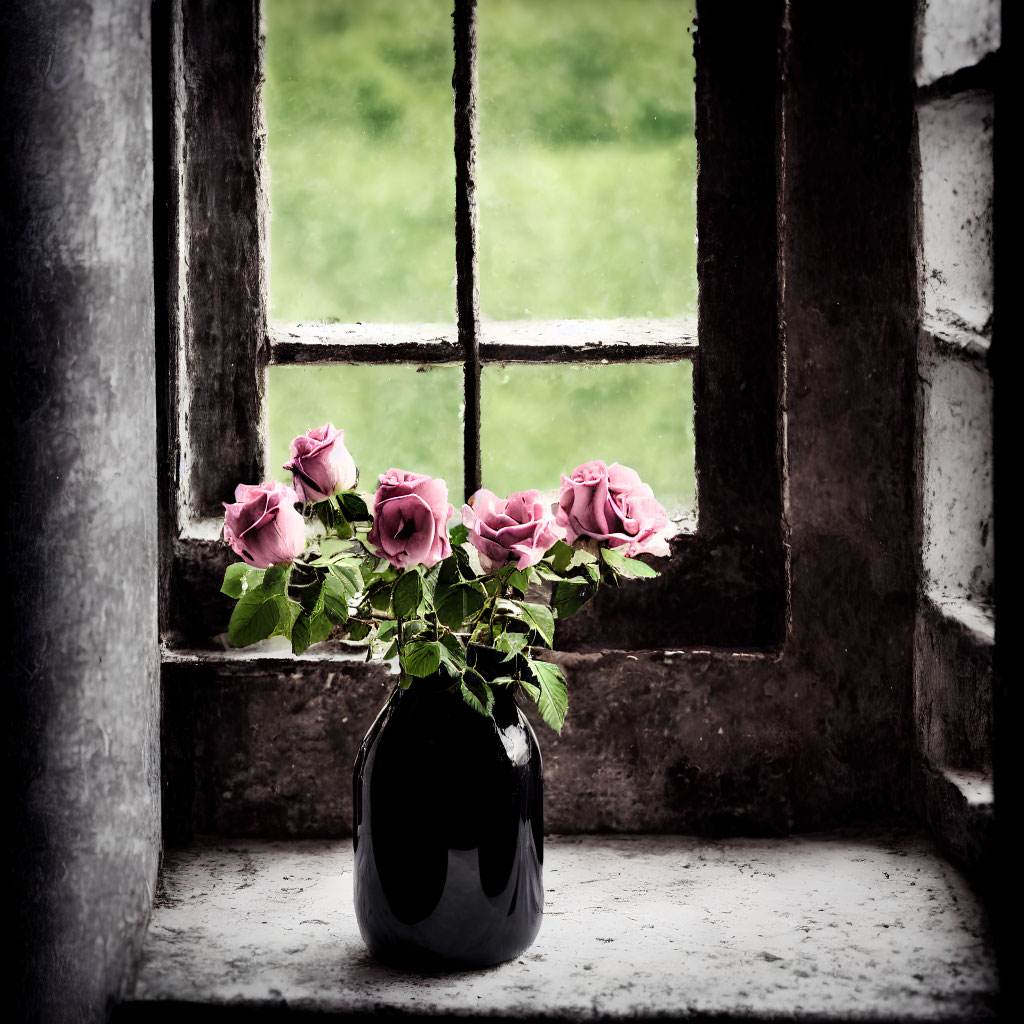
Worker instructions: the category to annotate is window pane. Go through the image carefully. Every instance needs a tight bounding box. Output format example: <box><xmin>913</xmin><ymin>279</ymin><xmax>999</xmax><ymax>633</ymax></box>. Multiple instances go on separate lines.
<box><xmin>481</xmin><ymin>362</ymin><xmax>695</xmax><ymax>517</ymax></box>
<box><xmin>478</xmin><ymin>0</ymin><xmax>697</xmax><ymax>320</ymax></box>
<box><xmin>265</xmin><ymin>0</ymin><xmax>455</xmax><ymax>322</ymax></box>
<box><xmin>268</xmin><ymin>366</ymin><xmax>463</xmax><ymax>497</ymax></box>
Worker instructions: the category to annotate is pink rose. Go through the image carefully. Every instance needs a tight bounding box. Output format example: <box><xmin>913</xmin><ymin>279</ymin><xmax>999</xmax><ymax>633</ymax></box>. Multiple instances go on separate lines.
<box><xmin>223</xmin><ymin>481</ymin><xmax>306</xmax><ymax>569</ymax></box>
<box><xmin>283</xmin><ymin>423</ymin><xmax>358</xmax><ymax>502</ymax></box>
<box><xmin>555</xmin><ymin>460</ymin><xmax>670</xmax><ymax>558</ymax></box>
<box><xmin>462</xmin><ymin>489</ymin><xmax>565</xmax><ymax>573</ymax></box>
<box><xmin>368</xmin><ymin>469</ymin><xmax>454</xmax><ymax>570</ymax></box>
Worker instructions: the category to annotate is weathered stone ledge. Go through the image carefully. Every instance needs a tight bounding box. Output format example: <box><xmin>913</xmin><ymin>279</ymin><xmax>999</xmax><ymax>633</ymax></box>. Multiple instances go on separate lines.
<box><xmin>121</xmin><ymin>830</ymin><xmax>996</xmax><ymax>1020</ymax></box>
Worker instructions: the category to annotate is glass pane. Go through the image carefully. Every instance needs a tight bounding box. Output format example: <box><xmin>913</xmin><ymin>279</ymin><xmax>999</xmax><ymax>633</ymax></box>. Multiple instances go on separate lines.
<box><xmin>265</xmin><ymin>0</ymin><xmax>455</xmax><ymax>322</ymax></box>
<box><xmin>481</xmin><ymin>361</ymin><xmax>694</xmax><ymax>517</ymax></box>
<box><xmin>268</xmin><ymin>366</ymin><xmax>463</xmax><ymax>498</ymax></box>
<box><xmin>478</xmin><ymin>0</ymin><xmax>697</xmax><ymax>320</ymax></box>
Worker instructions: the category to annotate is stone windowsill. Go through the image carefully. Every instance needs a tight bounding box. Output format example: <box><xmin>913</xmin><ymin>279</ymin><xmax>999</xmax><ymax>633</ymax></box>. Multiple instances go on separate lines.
<box><xmin>121</xmin><ymin>829</ymin><xmax>996</xmax><ymax>1020</ymax></box>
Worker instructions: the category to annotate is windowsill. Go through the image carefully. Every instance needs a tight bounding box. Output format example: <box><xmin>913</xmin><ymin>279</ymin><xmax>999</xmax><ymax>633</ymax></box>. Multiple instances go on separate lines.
<box><xmin>941</xmin><ymin>767</ymin><xmax>993</xmax><ymax>807</ymax></box>
<box><xmin>920</xmin><ymin>312</ymin><xmax>990</xmax><ymax>366</ymax></box>
<box><xmin>121</xmin><ymin>830</ymin><xmax>995</xmax><ymax>1020</ymax></box>
<box><xmin>923</xmin><ymin>591</ymin><xmax>995</xmax><ymax>648</ymax></box>
<box><xmin>160</xmin><ymin>638</ymin><xmax>779</xmax><ymax>665</ymax></box>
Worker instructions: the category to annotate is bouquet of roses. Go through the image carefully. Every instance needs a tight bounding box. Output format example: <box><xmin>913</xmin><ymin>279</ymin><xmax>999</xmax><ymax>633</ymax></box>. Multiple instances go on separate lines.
<box><xmin>220</xmin><ymin>423</ymin><xmax>670</xmax><ymax>732</ymax></box>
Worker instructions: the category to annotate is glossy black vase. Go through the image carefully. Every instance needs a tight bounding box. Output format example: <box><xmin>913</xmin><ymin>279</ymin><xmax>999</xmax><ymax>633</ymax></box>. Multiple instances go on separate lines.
<box><xmin>353</xmin><ymin>675</ymin><xmax>544</xmax><ymax>969</ymax></box>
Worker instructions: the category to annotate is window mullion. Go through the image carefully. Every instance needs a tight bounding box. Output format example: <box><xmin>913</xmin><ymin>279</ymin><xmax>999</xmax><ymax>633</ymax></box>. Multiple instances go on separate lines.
<box><xmin>453</xmin><ymin>0</ymin><xmax>481</xmax><ymax>502</ymax></box>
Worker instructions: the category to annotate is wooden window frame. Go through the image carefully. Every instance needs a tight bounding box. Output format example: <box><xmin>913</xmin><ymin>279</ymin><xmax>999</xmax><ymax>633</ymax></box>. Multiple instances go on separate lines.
<box><xmin>157</xmin><ymin>0</ymin><xmax>786</xmax><ymax>653</ymax></box>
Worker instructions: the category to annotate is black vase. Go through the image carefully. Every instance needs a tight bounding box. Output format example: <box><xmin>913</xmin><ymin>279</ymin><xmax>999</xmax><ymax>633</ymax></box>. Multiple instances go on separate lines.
<box><xmin>352</xmin><ymin>674</ymin><xmax>544</xmax><ymax>969</ymax></box>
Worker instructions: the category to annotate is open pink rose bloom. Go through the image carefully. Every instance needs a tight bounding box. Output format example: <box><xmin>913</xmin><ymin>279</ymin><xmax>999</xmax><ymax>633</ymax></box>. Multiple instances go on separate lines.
<box><xmin>556</xmin><ymin>460</ymin><xmax>670</xmax><ymax>558</ymax></box>
<box><xmin>283</xmin><ymin>422</ymin><xmax>358</xmax><ymax>502</ymax></box>
<box><xmin>368</xmin><ymin>469</ymin><xmax>454</xmax><ymax>570</ymax></box>
<box><xmin>223</xmin><ymin>480</ymin><xmax>306</xmax><ymax>568</ymax></box>
<box><xmin>462</xmin><ymin>488</ymin><xmax>565</xmax><ymax>572</ymax></box>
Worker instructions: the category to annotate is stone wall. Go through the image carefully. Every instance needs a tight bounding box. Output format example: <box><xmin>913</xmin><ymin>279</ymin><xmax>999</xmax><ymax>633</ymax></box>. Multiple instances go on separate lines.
<box><xmin>1</xmin><ymin>2</ymin><xmax>161</xmax><ymax>1020</ymax></box>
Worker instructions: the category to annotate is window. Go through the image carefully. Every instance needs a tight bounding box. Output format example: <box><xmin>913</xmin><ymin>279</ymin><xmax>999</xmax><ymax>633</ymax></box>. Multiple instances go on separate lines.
<box><xmin>160</xmin><ymin>0</ymin><xmax>786</xmax><ymax>653</ymax></box>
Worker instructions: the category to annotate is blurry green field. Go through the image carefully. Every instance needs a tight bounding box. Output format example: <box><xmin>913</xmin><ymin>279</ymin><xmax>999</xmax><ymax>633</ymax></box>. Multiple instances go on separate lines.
<box><xmin>268</xmin><ymin>360</ymin><xmax>694</xmax><ymax>514</ymax></box>
<box><xmin>265</xmin><ymin>0</ymin><xmax>697</xmax><ymax>512</ymax></box>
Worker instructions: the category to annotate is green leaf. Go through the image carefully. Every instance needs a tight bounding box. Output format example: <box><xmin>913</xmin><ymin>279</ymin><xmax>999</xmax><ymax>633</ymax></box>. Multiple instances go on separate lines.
<box><xmin>460</xmin><ymin>671</ymin><xmax>494</xmax><ymax>717</ymax></box>
<box><xmin>270</xmin><ymin>598</ymin><xmax>301</xmax><ymax>640</ymax></box>
<box><xmin>439</xmin><ymin>631</ymin><xmax>467</xmax><ymax>664</ymax></box>
<box><xmin>534</xmin><ymin>566</ymin><xmax>565</xmax><ymax>582</ymax></box>
<box><xmin>527</xmin><ymin>659</ymin><xmax>568</xmax><ymax>733</ymax></box>
<box><xmin>507</xmin><ymin>567</ymin><xmax>532</xmax><ymax>594</ymax></box>
<box><xmin>494</xmin><ymin>631</ymin><xmax>530</xmax><ymax>660</ymax></box>
<box><xmin>582</xmin><ymin>561</ymin><xmax>601</xmax><ymax>583</ymax></box>
<box><xmin>322</xmin><ymin>575</ymin><xmax>351</xmax><ymax>625</ymax></box>
<box><xmin>370</xmin><ymin>630</ymin><xmax>396</xmax><ymax>660</ymax></box>
<box><xmin>262</xmin><ymin>564</ymin><xmax>291</xmax><ymax>595</ymax></box>
<box><xmin>347</xmin><ymin>618</ymin><xmax>371</xmax><ymax>642</ymax></box>
<box><xmin>496</xmin><ymin>598</ymin><xmax>523</xmax><ymax>618</ymax></box>
<box><xmin>437</xmin><ymin>633</ymin><xmax>468</xmax><ymax>678</ymax></box>
<box><xmin>318</xmin><ymin>537</ymin><xmax>350</xmax><ymax>559</ymax></box>
<box><xmin>221</xmin><ymin>562</ymin><xmax>264</xmax><ymax>598</ymax></box>
<box><xmin>329</xmin><ymin>563</ymin><xmax>362</xmax><ymax>597</ymax></box>
<box><xmin>228</xmin><ymin>585</ymin><xmax>285</xmax><ymax>647</ymax></box>
<box><xmin>288</xmin><ymin>563</ymin><xmax>326</xmax><ymax>613</ymax></box>
<box><xmin>337</xmin><ymin>491</ymin><xmax>372</xmax><ymax>522</ymax></box>
<box><xmin>518</xmin><ymin>678</ymin><xmax>541</xmax><ymax>701</ymax></box>
<box><xmin>420</xmin><ymin>561</ymin><xmax>442</xmax><ymax>609</ymax></box>
<box><xmin>367</xmin><ymin>582</ymin><xmax>393</xmax><ymax>613</ymax></box>
<box><xmin>437</xmin><ymin>553</ymin><xmax>460</xmax><ymax>587</ymax></box>
<box><xmin>546</xmin><ymin>540</ymin><xmax>574</xmax><ymax>573</ymax></box>
<box><xmin>600</xmin><ymin>546</ymin><xmax>659</xmax><ymax>578</ymax></box>
<box><xmin>469</xmin><ymin>620</ymin><xmax>492</xmax><ymax>645</ymax></box>
<box><xmin>403</xmin><ymin>619</ymin><xmax>430</xmax><ymax>640</ymax></box>
<box><xmin>393</xmin><ymin>570</ymin><xmax>424</xmax><ymax>619</ymax></box>
<box><xmin>452</xmin><ymin>542</ymin><xmax>474</xmax><ymax>577</ymax></box>
<box><xmin>553</xmin><ymin>580</ymin><xmax>597</xmax><ymax>619</ymax></box>
<box><xmin>435</xmin><ymin>581</ymin><xmax>486</xmax><ymax>631</ymax></box>
<box><xmin>449</xmin><ymin>523</ymin><xmax>469</xmax><ymax>547</ymax></box>
<box><xmin>402</xmin><ymin>640</ymin><xmax>443</xmax><ymax>678</ymax></box>
<box><xmin>314</xmin><ymin>498</ymin><xmax>352</xmax><ymax>537</ymax></box>
<box><xmin>314</xmin><ymin>499</ymin><xmax>336</xmax><ymax>532</ymax></box>
<box><xmin>517</xmin><ymin>601</ymin><xmax>555</xmax><ymax>648</ymax></box>
<box><xmin>292</xmin><ymin>609</ymin><xmax>333</xmax><ymax>654</ymax></box>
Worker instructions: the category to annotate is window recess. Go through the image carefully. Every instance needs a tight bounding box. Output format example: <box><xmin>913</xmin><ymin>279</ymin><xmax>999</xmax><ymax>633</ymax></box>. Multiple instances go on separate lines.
<box><xmin>160</xmin><ymin>0</ymin><xmax>786</xmax><ymax>652</ymax></box>
<box><xmin>911</xmin><ymin>0</ymin><xmax>997</xmax><ymax>871</ymax></box>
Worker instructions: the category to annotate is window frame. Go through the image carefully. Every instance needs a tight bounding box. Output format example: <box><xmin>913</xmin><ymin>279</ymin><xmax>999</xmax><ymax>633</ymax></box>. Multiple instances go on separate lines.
<box><xmin>158</xmin><ymin>0</ymin><xmax>787</xmax><ymax>653</ymax></box>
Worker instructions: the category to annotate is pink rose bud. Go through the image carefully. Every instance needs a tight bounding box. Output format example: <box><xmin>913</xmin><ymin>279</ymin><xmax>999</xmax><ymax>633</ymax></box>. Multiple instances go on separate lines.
<box><xmin>462</xmin><ymin>488</ymin><xmax>566</xmax><ymax>573</ymax></box>
<box><xmin>282</xmin><ymin>423</ymin><xmax>358</xmax><ymax>503</ymax></box>
<box><xmin>223</xmin><ymin>480</ymin><xmax>306</xmax><ymax>569</ymax></box>
<box><xmin>367</xmin><ymin>469</ymin><xmax>454</xmax><ymax>570</ymax></box>
<box><xmin>555</xmin><ymin>460</ymin><xmax>671</xmax><ymax>558</ymax></box>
